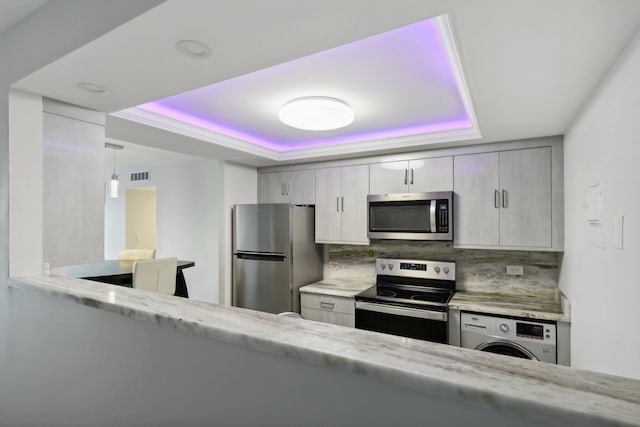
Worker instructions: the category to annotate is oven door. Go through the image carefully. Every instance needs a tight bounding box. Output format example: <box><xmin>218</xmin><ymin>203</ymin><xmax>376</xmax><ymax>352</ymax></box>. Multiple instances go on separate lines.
<box><xmin>355</xmin><ymin>301</ymin><xmax>448</xmax><ymax>344</ymax></box>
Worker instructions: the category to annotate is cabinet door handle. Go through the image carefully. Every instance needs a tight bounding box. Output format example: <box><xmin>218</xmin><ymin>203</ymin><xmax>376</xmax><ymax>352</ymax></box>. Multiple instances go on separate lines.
<box><xmin>286</xmin><ymin>181</ymin><xmax>290</xmax><ymax>195</ymax></box>
<box><xmin>502</xmin><ymin>190</ymin><xmax>508</xmax><ymax>208</ymax></box>
<box><xmin>320</xmin><ymin>301</ymin><xmax>335</xmax><ymax>310</ymax></box>
<box><xmin>404</xmin><ymin>169</ymin><xmax>408</xmax><ymax>185</ymax></box>
<box><xmin>336</xmin><ymin>197</ymin><xmax>340</xmax><ymax>212</ymax></box>
<box><xmin>410</xmin><ymin>168</ymin><xmax>414</xmax><ymax>185</ymax></box>
<box><xmin>281</xmin><ymin>182</ymin><xmax>285</xmax><ymax>196</ymax></box>
<box><xmin>494</xmin><ymin>190</ymin><xmax>500</xmax><ymax>208</ymax></box>
<box><xmin>341</xmin><ymin>196</ymin><xmax>344</xmax><ymax>212</ymax></box>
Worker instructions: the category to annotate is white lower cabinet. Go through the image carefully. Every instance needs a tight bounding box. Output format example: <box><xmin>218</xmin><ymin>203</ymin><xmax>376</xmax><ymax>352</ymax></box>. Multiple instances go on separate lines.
<box><xmin>301</xmin><ymin>293</ymin><xmax>355</xmax><ymax>327</ymax></box>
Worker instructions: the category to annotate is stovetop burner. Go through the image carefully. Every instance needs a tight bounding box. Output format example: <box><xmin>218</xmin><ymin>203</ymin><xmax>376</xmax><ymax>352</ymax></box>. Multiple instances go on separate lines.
<box><xmin>410</xmin><ymin>293</ymin><xmax>447</xmax><ymax>304</ymax></box>
<box><xmin>357</xmin><ymin>284</ymin><xmax>454</xmax><ymax>310</ymax></box>
<box><xmin>377</xmin><ymin>289</ymin><xmax>396</xmax><ymax>298</ymax></box>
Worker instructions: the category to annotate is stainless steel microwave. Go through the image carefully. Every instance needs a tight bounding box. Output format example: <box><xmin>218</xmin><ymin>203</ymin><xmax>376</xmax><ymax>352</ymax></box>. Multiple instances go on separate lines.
<box><xmin>367</xmin><ymin>191</ymin><xmax>453</xmax><ymax>241</ymax></box>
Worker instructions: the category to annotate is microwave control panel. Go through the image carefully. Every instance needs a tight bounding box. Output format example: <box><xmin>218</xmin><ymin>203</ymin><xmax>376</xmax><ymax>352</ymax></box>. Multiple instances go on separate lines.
<box><xmin>436</xmin><ymin>199</ymin><xmax>449</xmax><ymax>233</ymax></box>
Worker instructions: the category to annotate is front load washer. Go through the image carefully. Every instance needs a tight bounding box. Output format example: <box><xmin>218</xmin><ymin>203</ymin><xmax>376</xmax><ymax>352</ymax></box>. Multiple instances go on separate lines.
<box><xmin>460</xmin><ymin>312</ymin><xmax>557</xmax><ymax>364</ymax></box>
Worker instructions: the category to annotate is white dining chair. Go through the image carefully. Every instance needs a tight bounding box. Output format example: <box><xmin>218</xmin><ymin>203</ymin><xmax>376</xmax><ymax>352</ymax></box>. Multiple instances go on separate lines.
<box><xmin>118</xmin><ymin>248</ymin><xmax>156</xmax><ymax>261</ymax></box>
<box><xmin>132</xmin><ymin>257</ymin><xmax>178</xmax><ymax>295</ymax></box>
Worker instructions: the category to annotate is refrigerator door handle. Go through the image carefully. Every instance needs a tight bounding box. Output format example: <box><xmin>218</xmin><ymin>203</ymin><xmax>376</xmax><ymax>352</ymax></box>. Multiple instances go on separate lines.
<box><xmin>235</xmin><ymin>252</ymin><xmax>287</xmax><ymax>261</ymax></box>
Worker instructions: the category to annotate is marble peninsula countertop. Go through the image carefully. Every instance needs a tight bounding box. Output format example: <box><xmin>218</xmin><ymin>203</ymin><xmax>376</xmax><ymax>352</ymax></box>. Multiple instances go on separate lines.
<box><xmin>450</xmin><ymin>290</ymin><xmax>571</xmax><ymax>322</ymax></box>
<box><xmin>300</xmin><ymin>278</ymin><xmax>374</xmax><ymax>297</ymax></box>
<box><xmin>9</xmin><ymin>274</ymin><xmax>639</xmax><ymax>426</ymax></box>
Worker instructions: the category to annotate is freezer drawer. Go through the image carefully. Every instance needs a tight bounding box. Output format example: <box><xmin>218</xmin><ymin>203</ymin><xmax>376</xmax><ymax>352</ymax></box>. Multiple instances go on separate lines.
<box><xmin>233</xmin><ymin>254</ymin><xmax>291</xmax><ymax>314</ymax></box>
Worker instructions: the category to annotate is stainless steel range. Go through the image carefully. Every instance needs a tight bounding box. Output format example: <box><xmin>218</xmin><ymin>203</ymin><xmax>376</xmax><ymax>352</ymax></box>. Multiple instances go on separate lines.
<box><xmin>355</xmin><ymin>258</ymin><xmax>456</xmax><ymax>344</ymax></box>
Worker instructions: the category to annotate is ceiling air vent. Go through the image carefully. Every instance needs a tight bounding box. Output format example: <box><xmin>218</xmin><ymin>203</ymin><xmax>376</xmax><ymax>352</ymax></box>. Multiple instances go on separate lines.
<box><xmin>130</xmin><ymin>171</ymin><xmax>150</xmax><ymax>182</ymax></box>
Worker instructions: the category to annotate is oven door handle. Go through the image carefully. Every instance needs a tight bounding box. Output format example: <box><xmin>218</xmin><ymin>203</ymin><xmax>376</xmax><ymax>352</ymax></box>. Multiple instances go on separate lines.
<box><xmin>355</xmin><ymin>301</ymin><xmax>447</xmax><ymax>321</ymax></box>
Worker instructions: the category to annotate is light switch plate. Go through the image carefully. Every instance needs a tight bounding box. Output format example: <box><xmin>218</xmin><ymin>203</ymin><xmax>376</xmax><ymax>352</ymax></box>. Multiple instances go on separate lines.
<box><xmin>506</xmin><ymin>265</ymin><xmax>524</xmax><ymax>276</ymax></box>
<box><xmin>615</xmin><ymin>215</ymin><xmax>624</xmax><ymax>249</ymax></box>
<box><xmin>586</xmin><ymin>184</ymin><xmax>603</xmax><ymax>223</ymax></box>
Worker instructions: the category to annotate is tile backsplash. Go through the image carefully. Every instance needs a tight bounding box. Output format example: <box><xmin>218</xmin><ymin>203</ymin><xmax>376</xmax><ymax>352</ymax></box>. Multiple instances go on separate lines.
<box><xmin>325</xmin><ymin>241</ymin><xmax>560</xmax><ymax>297</ymax></box>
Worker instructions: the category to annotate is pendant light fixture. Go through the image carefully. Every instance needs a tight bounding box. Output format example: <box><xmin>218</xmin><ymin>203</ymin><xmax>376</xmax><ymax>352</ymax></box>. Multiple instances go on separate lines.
<box><xmin>105</xmin><ymin>143</ymin><xmax>123</xmax><ymax>198</ymax></box>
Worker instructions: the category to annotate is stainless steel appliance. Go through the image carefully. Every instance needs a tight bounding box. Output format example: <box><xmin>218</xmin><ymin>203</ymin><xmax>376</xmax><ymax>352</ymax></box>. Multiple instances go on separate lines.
<box><xmin>355</xmin><ymin>258</ymin><xmax>456</xmax><ymax>344</ymax></box>
<box><xmin>232</xmin><ymin>204</ymin><xmax>323</xmax><ymax>314</ymax></box>
<box><xmin>367</xmin><ymin>191</ymin><xmax>453</xmax><ymax>241</ymax></box>
<box><xmin>460</xmin><ymin>312</ymin><xmax>557</xmax><ymax>364</ymax></box>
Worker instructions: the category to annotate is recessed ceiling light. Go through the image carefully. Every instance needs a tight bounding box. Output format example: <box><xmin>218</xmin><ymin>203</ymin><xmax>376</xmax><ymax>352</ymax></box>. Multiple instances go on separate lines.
<box><xmin>76</xmin><ymin>82</ymin><xmax>109</xmax><ymax>95</ymax></box>
<box><xmin>176</xmin><ymin>39</ymin><xmax>212</xmax><ymax>58</ymax></box>
<box><xmin>279</xmin><ymin>96</ymin><xmax>355</xmax><ymax>131</ymax></box>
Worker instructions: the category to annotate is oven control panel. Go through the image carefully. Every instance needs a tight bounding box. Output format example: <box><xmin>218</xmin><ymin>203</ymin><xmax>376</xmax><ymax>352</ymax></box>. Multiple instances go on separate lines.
<box><xmin>377</xmin><ymin>258</ymin><xmax>455</xmax><ymax>280</ymax></box>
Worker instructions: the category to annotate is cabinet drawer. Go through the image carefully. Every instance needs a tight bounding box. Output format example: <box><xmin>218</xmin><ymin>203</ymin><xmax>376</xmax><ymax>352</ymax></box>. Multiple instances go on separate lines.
<box><xmin>300</xmin><ymin>293</ymin><xmax>354</xmax><ymax>315</ymax></box>
<box><xmin>301</xmin><ymin>308</ymin><xmax>355</xmax><ymax>328</ymax></box>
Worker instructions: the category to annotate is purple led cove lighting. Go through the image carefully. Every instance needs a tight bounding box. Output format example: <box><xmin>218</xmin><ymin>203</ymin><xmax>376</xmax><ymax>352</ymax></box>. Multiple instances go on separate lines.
<box><xmin>280</xmin><ymin>118</ymin><xmax>473</xmax><ymax>151</ymax></box>
<box><xmin>133</xmin><ymin>16</ymin><xmax>472</xmax><ymax>152</ymax></box>
<box><xmin>135</xmin><ymin>102</ymin><xmax>283</xmax><ymax>151</ymax></box>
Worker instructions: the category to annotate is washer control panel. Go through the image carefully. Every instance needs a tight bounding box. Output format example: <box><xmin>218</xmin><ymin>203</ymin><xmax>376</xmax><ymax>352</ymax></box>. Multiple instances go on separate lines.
<box><xmin>461</xmin><ymin>312</ymin><xmax>556</xmax><ymax>345</ymax></box>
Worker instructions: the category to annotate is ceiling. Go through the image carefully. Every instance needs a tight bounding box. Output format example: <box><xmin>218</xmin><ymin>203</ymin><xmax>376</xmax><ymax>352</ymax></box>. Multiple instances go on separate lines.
<box><xmin>104</xmin><ymin>139</ymin><xmax>204</xmax><ymax>173</ymax></box>
<box><xmin>0</xmin><ymin>0</ymin><xmax>47</xmax><ymax>36</ymax></box>
<box><xmin>114</xmin><ymin>15</ymin><xmax>480</xmax><ymax>160</ymax></box>
<box><xmin>11</xmin><ymin>1</ymin><xmax>640</xmax><ymax>167</ymax></box>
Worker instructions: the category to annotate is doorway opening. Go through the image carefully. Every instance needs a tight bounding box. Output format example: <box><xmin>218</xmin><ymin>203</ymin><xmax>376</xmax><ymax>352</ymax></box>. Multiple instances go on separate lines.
<box><xmin>125</xmin><ymin>187</ymin><xmax>157</xmax><ymax>251</ymax></box>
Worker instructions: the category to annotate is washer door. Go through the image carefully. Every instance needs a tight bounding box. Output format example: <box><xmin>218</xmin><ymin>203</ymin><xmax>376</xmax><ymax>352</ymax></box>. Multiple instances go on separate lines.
<box><xmin>475</xmin><ymin>339</ymin><xmax>538</xmax><ymax>361</ymax></box>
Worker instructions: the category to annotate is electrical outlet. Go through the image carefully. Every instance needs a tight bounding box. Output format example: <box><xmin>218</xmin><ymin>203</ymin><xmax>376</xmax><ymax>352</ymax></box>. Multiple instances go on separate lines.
<box><xmin>506</xmin><ymin>265</ymin><xmax>524</xmax><ymax>276</ymax></box>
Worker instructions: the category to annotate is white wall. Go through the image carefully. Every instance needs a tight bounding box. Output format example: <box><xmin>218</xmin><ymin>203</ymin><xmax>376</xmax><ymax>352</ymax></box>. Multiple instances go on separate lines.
<box><xmin>42</xmin><ymin>104</ymin><xmax>105</xmax><ymax>267</ymax></box>
<box><xmin>105</xmin><ymin>159</ymin><xmax>222</xmax><ymax>303</ymax></box>
<box><xmin>8</xmin><ymin>89</ymin><xmax>42</xmax><ymax>276</ymax></box>
<box><xmin>560</xmin><ymin>30</ymin><xmax>640</xmax><ymax>379</ymax></box>
<box><xmin>222</xmin><ymin>162</ymin><xmax>258</xmax><ymax>305</ymax></box>
<box><xmin>104</xmin><ymin>179</ymin><xmax>126</xmax><ymax>259</ymax></box>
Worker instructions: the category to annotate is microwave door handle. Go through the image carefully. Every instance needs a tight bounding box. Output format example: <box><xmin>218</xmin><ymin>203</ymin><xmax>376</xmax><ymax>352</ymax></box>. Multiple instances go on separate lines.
<box><xmin>430</xmin><ymin>200</ymin><xmax>436</xmax><ymax>232</ymax></box>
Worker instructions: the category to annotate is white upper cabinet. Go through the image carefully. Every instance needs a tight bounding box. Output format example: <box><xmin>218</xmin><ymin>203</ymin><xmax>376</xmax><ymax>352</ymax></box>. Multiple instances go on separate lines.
<box><xmin>258</xmin><ymin>170</ymin><xmax>315</xmax><ymax>205</ymax></box>
<box><xmin>454</xmin><ymin>147</ymin><xmax>553</xmax><ymax>249</ymax></box>
<box><xmin>315</xmin><ymin>167</ymin><xmax>342</xmax><ymax>242</ymax></box>
<box><xmin>370</xmin><ymin>157</ymin><xmax>453</xmax><ymax>194</ymax></box>
<box><xmin>259</xmin><ymin>172</ymin><xmax>289</xmax><ymax>203</ymax></box>
<box><xmin>257</xmin><ymin>137</ymin><xmax>562</xmax><ymax>251</ymax></box>
<box><xmin>315</xmin><ymin>164</ymin><xmax>369</xmax><ymax>244</ymax></box>
<box><xmin>499</xmin><ymin>148</ymin><xmax>552</xmax><ymax>247</ymax></box>
<box><xmin>453</xmin><ymin>152</ymin><xmax>501</xmax><ymax>246</ymax></box>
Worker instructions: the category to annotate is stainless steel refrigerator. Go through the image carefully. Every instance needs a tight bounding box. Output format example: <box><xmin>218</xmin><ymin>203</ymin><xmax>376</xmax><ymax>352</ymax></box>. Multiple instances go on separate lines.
<box><xmin>232</xmin><ymin>204</ymin><xmax>323</xmax><ymax>314</ymax></box>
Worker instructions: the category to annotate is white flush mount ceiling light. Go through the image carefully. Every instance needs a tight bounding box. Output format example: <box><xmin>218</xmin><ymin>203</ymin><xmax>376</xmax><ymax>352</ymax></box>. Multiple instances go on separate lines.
<box><xmin>76</xmin><ymin>82</ymin><xmax>109</xmax><ymax>95</ymax></box>
<box><xmin>279</xmin><ymin>96</ymin><xmax>355</xmax><ymax>131</ymax></box>
<box><xmin>176</xmin><ymin>39</ymin><xmax>212</xmax><ymax>58</ymax></box>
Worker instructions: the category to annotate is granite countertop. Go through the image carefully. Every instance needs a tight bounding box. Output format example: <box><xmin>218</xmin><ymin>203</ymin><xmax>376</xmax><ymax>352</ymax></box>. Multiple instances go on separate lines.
<box><xmin>450</xmin><ymin>290</ymin><xmax>571</xmax><ymax>322</ymax></box>
<box><xmin>9</xmin><ymin>274</ymin><xmax>639</xmax><ymax>426</ymax></box>
<box><xmin>300</xmin><ymin>278</ymin><xmax>374</xmax><ymax>297</ymax></box>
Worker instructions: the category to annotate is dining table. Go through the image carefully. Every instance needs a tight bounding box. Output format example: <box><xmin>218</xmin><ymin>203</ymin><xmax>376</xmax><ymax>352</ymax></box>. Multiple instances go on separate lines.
<box><xmin>63</xmin><ymin>259</ymin><xmax>195</xmax><ymax>298</ymax></box>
